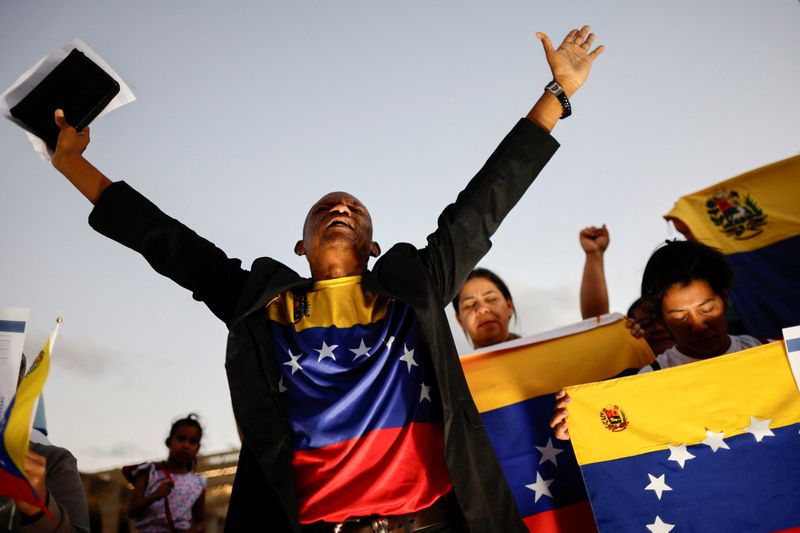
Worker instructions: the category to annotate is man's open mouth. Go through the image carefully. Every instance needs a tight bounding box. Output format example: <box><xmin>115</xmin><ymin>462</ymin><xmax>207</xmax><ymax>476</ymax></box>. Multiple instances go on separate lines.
<box><xmin>327</xmin><ymin>218</ymin><xmax>353</xmax><ymax>230</ymax></box>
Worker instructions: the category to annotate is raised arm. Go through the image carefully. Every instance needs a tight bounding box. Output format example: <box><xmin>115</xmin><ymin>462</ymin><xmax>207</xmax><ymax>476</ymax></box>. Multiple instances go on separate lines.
<box><xmin>579</xmin><ymin>225</ymin><xmax>610</xmax><ymax>318</ymax></box>
<box><xmin>420</xmin><ymin>25</ymin><xmax>604</xmax><ymax>303</ymax></box>
<box><xmin>47</xmin><ymin>109</ymin><xmax>247</xmax><ymax>325</ymax></box>
<box><xmin>50</xmin><ymin>109</ymin><xmax>112</xmax><ymax>204</ymax></box>
<box><xmin>527</xmin><ymin>25</ymin><xmax>605</xmax><ymax>132</ymax></box>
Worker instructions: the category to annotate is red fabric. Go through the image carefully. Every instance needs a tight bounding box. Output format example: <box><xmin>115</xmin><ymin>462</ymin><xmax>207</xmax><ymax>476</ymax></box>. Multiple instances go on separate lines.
<box><xmin>522</xmin><ymin>501</ymin><xmax>597</xmax><ymax>532</ymax></box>
<box><xmin>0</xmin><ymin>468</ymin><xmax>49</xmax><ymax>515</ymax></box>
<box><xmin>292</xmin><ymin>422</ymin><xmax>452</xmax><ymax>523</ymax></box>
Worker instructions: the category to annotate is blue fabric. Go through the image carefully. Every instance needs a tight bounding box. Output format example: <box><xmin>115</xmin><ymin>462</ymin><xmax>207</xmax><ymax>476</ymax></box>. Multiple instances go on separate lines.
<box><xmin>728</xmin><ymin>235</ymin><xmax>800</xmax><ymax>338</ymax></box>
<box><xmin>268</xmin><ymin>302</ymin><xmax>442</xmax><ymax>451</ymax></box>
<box><xmin>580</xmin><ymin>423</ymin><xmax>800</xmax><ymax>533</ymax></box>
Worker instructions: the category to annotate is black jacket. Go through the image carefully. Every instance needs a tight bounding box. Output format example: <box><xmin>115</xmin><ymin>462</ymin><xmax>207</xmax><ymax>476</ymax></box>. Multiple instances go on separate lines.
<box><xmin>89</xmin><ymin>118</ymin><xmax>558</xmax><ymax>531</ymax></box>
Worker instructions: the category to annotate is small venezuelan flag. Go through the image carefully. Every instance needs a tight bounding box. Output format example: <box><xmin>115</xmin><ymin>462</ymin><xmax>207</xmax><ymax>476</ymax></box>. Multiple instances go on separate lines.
<box><xmin>567</xmin><ymin>341</ymin><xmax>800</xmax><ymax>532</ymax></box>
<box><xmin>460</xmin><ymin>314</ymin><xmax>654</xmax><ymax>532</ymax></box>
<box><xmin>665</xmin><ymin>155</ymin><xmax>800</xmax><ymax>338</ymax></box>
<box><xmin>0</xmin><ymin>318</ymin><xmax>60</xmax><ymax>511</ymax></box>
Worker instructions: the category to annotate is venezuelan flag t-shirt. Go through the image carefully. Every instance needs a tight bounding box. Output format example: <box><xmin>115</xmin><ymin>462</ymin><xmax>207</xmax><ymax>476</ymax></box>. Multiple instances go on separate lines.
<box><xmin>266</xmin><ymin>275</ymin><xmax>452</xmax><ymax>523</ymax></box>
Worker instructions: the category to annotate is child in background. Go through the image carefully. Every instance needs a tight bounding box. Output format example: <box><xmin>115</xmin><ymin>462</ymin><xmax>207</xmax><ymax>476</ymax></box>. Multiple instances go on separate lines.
<box><xmin>127</xmin><ymin>414</ymin><xmax>206</xmax><ymax>532</ymax></box>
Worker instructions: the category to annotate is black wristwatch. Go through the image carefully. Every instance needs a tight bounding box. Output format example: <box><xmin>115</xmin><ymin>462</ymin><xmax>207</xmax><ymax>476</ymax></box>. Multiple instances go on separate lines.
<box><xmin>545</xmin><ymin>80</ymin><xmax>572</xmax><ymax>119</ymax></box>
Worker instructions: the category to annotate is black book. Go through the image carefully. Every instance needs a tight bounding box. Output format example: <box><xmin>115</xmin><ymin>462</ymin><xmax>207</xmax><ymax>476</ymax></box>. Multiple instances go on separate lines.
<box><xmin>10</xmin><ymin>48</ymin><xmax>120</xmax><ymax>151</ymax></box>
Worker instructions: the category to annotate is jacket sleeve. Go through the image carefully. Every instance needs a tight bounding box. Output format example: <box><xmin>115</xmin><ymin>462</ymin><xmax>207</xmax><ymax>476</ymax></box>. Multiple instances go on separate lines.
<box><xmin>88</xmin><ymin>181</ymin><xmax>249</xmax><ymax>326</ymax></box>
<box><xmin>420</xmin><ymin>118</ymin><xmax>559</xmax><ymax>304</ymax></box>
<box><xmin>20</xmin><ymin>444</ymin><xmax>90</xmax><ymax>533</ymax></box>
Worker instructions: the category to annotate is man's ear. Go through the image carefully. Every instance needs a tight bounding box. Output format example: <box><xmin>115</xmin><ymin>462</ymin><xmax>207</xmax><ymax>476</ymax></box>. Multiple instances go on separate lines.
<box><xmin>370</xmin><ymin>241</ymin><xmax>382</xmax><ymax>258</ymax></box>
<box><xmin>294</xmin><ymin>240</ymin><xmax>306</xmax><ymax>257</ymax></box>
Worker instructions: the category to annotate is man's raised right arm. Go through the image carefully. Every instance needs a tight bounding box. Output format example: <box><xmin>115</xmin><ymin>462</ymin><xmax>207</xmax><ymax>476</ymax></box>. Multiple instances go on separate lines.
<box><xmin>50</xmin><ymin>109</ymin><xmax>112</xmax><ymax>204</ymax></box>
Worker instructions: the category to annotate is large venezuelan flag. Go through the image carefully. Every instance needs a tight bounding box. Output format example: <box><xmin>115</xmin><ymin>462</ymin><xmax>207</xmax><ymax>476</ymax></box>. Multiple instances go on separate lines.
<box><xmin>568</xmin><ymin>341</ymin><xmax>800</xmax><ymax>532</ymax></box>
<box><xmin>0</xmin><ymin>319</ymin><xmax>59</xmax><ymax>511</ymax></box>
<box><xmin>460</xmin><ymin>314</ymin><xmax>654</xmax><ymax>532</ymax></box>
<box><xmin>665</xmin><ymin>155</ymin><xmax>800</xmax><ymax>338</ymax></box>
<box><xmin>267</xmin><ymin>277</ymin><xmax>451</xmax><ymax>523</ymax></box>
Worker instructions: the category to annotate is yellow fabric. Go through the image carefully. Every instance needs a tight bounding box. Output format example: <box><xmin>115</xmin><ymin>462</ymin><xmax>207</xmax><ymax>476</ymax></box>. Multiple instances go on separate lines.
<box><xmin>664</xmin><ymin>155</ymin><xmax>800</xmax><ymax>254</ymax></box>
<box><xmin>3</xmin><ymin>327</ymin><xmax>55</xmax><ymax>507</ymax></box>
<box><xmin>460</xmin><ymin>319</ymin><xmax>654</xmax><ymax>413</ymax></box>
<box><xmin>566</xmin><ymin>342</ymin><xmax>800</xmax><ymax>466</ymax></box>
<box><xmin>266</xmin><ymin>275</ymin><xmax>390</xmax><ymax>331</ymax></box>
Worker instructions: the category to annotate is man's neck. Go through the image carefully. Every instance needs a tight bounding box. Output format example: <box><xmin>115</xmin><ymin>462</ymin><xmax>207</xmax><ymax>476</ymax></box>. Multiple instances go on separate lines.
<box><xmin>310</xmin><ymin>260</ymin><xmax>366</xmax><ymax>281</ymax></box>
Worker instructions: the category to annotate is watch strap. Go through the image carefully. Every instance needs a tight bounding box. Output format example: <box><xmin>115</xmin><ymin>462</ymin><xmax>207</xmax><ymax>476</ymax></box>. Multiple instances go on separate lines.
<box><xmin>545</xmin><ymin>80</ymin><xmax>572</xmax><ymax>119</ymax></box>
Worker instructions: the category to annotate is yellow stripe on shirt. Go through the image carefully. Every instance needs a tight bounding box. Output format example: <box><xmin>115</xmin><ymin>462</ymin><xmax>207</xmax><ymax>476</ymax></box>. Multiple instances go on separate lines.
<box><xmin>266</xmin><ymin>275</ymin><xmax>391</xmax><ymax>331</ymax></box>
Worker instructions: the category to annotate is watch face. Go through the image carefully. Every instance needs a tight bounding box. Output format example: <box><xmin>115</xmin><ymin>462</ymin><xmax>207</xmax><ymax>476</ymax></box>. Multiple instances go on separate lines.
<box><xmin>546</xmin><ymin>81</ymin><xmax>563</xmax><ymax>96</ymax></box>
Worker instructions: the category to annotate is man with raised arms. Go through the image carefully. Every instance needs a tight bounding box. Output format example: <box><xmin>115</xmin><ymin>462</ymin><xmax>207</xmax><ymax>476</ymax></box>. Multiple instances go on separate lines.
<box><xmin>49</xmin><ymin>26</ymin><xmax>602</xmax><ymax>532</ymax></box>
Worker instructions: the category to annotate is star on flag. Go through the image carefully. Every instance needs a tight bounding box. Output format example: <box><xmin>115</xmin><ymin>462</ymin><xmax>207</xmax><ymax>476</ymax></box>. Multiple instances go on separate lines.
<box><xmin>646</xmin><ymin>515</ymin><xmax>675</xmax><ymax>533</ymax></box>
<box><xmin>419</xmin><ymin>383</ymin><xmax>432</xmax><ymax>403</ymax></box>
<box><xmin>399</xmin><ymin>343</ymin><xmax>418</xmax><ymax>372</ymax></box>
<box><xmin>644</xmin><ymin>473</ymin><xmax>672</xmax><ymax>500</ymax></box>
<box><xmin>284</xmin><ymin>349</ymin><xmax>303</xmax><ymax>374</ymax></box>
<box><xmin>525</xmin><ymin>472</ymin><xmax>554</xmax><ymax>503</ymax></box>
<box><xmin>535</xmin><ymin>438</ymin><xmax>564</xmax><ymax>466</ymax></box>
<box><xmin>666</xmin><ymin>444</ymin><xmax>695</xmax><ymax>469</ymax></box>
<box><xmin>701</xmin><ymin>429</ymin><xmax>730</xmax><ymax>452</ymax></box>
<box><xmin>349</xmin><ymin>339</ymin><xmax>372</xmax><ymax>361</ymax></box>
<box><xmin>315</xmin><ymin>340</ymin><xmax>338</xmax><ymax>362</ymax></box>
<box><xmin>745</xmin><ymin>416</ymin><xmax>774</xmax><ymax>442</ymax></box>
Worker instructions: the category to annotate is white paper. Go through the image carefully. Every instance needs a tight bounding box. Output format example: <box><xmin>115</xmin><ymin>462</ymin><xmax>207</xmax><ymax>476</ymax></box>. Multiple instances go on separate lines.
<box><xmin>783</xmin><ymin>325</ymin><xmax>800</xmax><ymax>393</ymax></box>
<box><xmin>0</xmin><ymin>38</ymin><xmax>136</xmax><ymax>161</ymax></box>
<box><xmin>0</xmin><ymin>307</ymin><xmax>30</xmax><ymax>421</ymax></box>
<box><xmin>462</xmin><ymin>312</ymin><xmax>624</xmax><ymax>358</ymax></box>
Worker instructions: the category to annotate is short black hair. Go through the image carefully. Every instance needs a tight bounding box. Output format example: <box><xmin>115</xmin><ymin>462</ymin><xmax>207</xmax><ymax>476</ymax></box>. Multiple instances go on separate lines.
<box><xmin>452</xmin><ymin>268</ymin><xmax>514</xmax><ymax>314</ymax></box>
<box><xmin>167</xmin><ymin>413</ymin><xmax>203</xmax><ymax>443</ymax></box>
<box><xmin>641</xmin><ymin>240</ymin><xmax>734</xmax><ymax>319</ymax></box>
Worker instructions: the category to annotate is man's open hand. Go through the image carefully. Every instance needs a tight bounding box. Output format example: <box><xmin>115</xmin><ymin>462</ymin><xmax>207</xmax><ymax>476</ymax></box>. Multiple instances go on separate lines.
<box><xmin>536</xmin><ymin>25</ymin><xmax>604</xmax><ymax>97</ymax></box>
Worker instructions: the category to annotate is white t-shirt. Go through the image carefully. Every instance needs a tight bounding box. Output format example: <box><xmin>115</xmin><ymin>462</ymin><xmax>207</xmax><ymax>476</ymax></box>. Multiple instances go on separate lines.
<box><xmin>638</xmin><ymin>334</ymin><xmax>762</xmax><ymax>374</ymax></box>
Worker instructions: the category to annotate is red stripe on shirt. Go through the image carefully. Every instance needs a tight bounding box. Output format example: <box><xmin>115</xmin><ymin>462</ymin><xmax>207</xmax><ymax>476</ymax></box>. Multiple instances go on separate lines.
<box><xmin>293</xmin><ymin>422</ymin><xmax>452</xmax><ymax>523</ymax></box>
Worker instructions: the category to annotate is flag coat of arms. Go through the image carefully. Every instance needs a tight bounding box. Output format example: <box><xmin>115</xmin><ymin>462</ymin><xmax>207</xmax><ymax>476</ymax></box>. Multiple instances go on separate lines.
<box><xmin>567</xmin><ymin>341</ymin><xmax>800</xmax><ymax>533</ymax></box>
<box><xmin>460</xmin><ymin>314</ymin><xmax>654</xmax><ymax>531</ymax></box>
<box><xmin>664</xmin><ymin>155</ymin><xmax>800</xmax><ymax>338</ymax></box>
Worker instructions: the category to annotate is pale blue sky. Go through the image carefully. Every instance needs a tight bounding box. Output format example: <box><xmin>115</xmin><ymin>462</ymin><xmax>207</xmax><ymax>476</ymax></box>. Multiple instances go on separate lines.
<box><xmin>2</xmin><ymin>1</ymin><xmax>798</xmax><ymax>471</ymax></box>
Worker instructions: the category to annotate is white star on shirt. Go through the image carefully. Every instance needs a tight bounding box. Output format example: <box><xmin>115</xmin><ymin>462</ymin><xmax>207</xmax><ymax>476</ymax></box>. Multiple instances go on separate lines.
<box><xmin>315</xmin><ymin>341</ymin><xmax>338</xmax><ymax>362</ymax></box>
<box><xmin>283</xmin><ymin>349</ymin><xmax>303</xmax><ymax>375</ymax></box>
<box><xmin>399</xmin><ymin>344</ymin><xmax>418</xmax><ymax>372</ymax></box>
<box><xmin>646</xmin><ymin>516</ymin><xmax>675</xmax><ymax>533</ymax></box>
<box><xmin>535</xmin><ymin>438</ymin><xmax>564</xmax><ymax>466</ymax></box>
<box><xmin>385</xmin><ymin>336</ymin><xmax>395</xmax><ymax>350</ymax></box>
<box><xmin>701</xmin><ymin>429</ymin><xmax>730</xmax><ymax>452</ymax></box>
<box><xmin>420</xmin><ymin>383</ymin><xmax>432</xmax><ymax>403</ymax></box>
<box><xmin>349</xmin><ymin>339</ymin><xmax>372</xmax><ymax>361</ymax></box>
<box><xmin>644</xmin><ymin>473</ymin><xmax>672</xmax><ymax>500</ymax></box>
<box><xmin>525</xmin><ymin>472</ymin><xmax>554</xmax><ymax>503</ymax></box>
<box><xmin>745</xmin><ymin>416</ymin><xmax>774</xmax><ymax>442</ymax></box>
<box><xmin>278</xmin><ymin>376</ymin><xmax>287</xmax><ymax>393</ymax></box>
<box><xmin>666</xmin><ymin>444</ymin><xmax>695</xmax><ymax>469</ymax></box>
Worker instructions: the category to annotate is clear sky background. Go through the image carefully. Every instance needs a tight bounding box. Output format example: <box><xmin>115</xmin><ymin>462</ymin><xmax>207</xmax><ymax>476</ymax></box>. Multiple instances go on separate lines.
<box><xmin>2</xmin><ymin>1</ymin><xmax>798</xmax><ymax>472</ymax></box>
